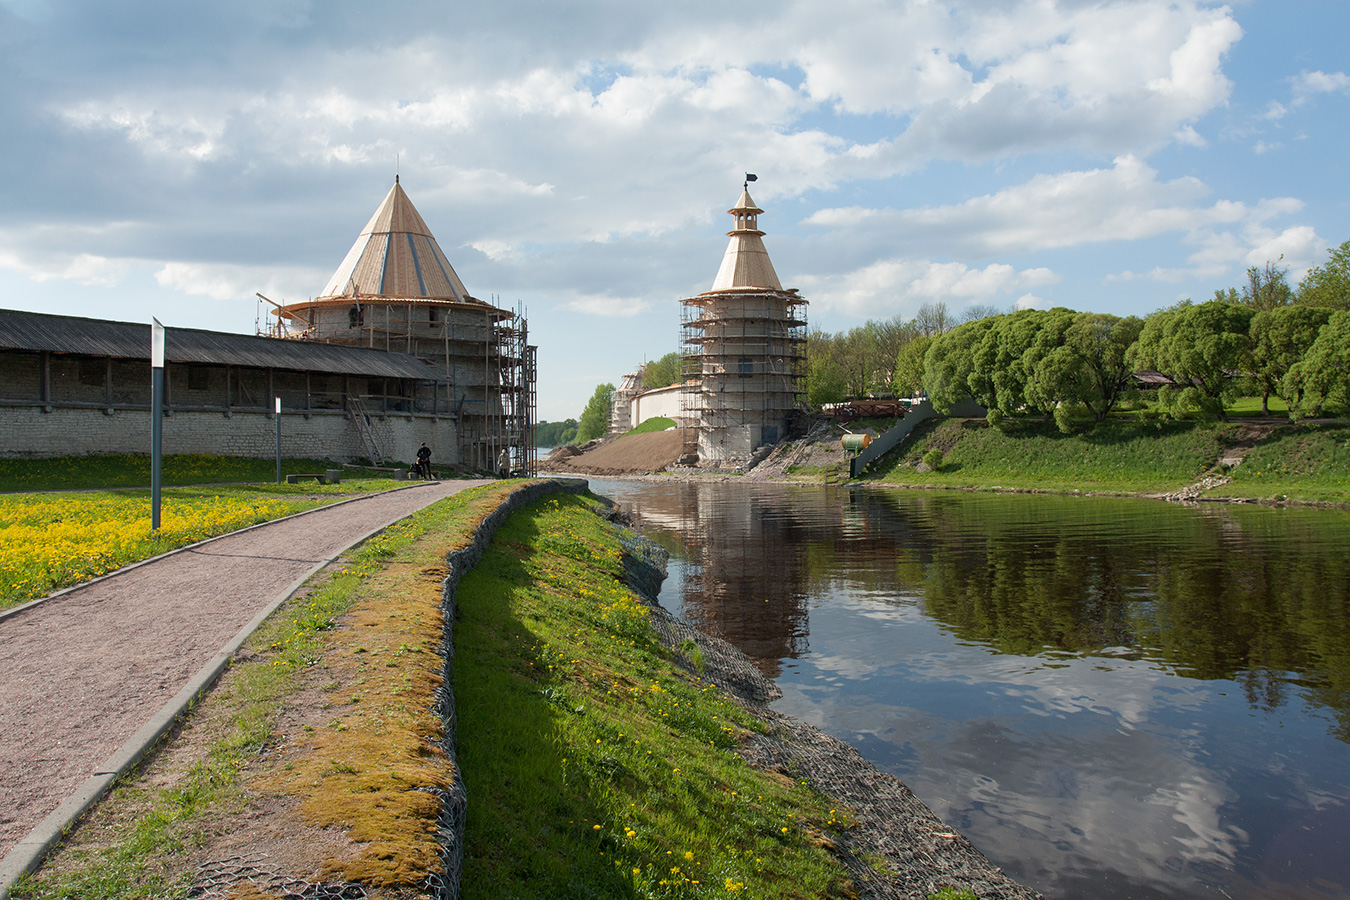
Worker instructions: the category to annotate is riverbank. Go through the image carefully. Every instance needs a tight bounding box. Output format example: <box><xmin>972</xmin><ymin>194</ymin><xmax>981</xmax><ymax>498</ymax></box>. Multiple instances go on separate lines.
<box><xmin>11</xmin><ymin>481</ymin><xmax>1038</xmax><ymax>900</ymax></box>
<box><xmin>544</xmin><ymin>416</ymin><xmax>1350</xmax><ymax>508</ymax></box>
<box><xmin>864</xmin><ymin>416</ymin><xmax>1350</xmax><ymax>507</ymax></box>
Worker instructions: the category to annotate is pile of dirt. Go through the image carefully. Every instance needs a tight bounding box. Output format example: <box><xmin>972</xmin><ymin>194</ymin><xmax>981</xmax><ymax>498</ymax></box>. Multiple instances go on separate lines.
<box><xmin>541</xmin><ymin>429</ymin><xmax>687</xmax><ymax>475</ymax></box>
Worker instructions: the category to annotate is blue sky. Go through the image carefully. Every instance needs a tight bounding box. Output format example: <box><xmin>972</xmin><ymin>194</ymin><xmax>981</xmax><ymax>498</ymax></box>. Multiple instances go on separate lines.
<box><xmin>2</xmin><ymin>0</ymin><xmax>1347</xmax><ymax>421</ymax></box>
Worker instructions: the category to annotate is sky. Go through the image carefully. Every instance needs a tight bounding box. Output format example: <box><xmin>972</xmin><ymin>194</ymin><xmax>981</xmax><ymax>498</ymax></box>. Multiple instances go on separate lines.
<box><xmin>2</xmin><ymin>0</ymin><xmax>1348</xmax><ymax>422</ymax></box>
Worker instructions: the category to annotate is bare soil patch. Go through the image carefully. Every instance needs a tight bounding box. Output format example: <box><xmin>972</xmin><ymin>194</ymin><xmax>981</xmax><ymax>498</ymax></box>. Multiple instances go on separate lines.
<box><xmin>541</xmin><ymin>429</ymin><xmax>685</xmax><ymax>475</ymax></box>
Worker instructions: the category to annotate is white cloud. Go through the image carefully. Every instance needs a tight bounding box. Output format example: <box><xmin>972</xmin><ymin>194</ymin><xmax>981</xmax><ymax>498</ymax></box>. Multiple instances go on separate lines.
<box><xmin>0</xmin><ymin>249</ymin><xmax>132</xmax><ymax>287</ymax></box>
<box><xmin>1292</xmin><ymin>69</ymin><xmax>1350</xmax><ymax>105</ymax></box>
<box><xmin>798</xmin><ymin>258</ymin><xmax>1060</xmax><ymax>319</ymax></box>
<box><xmin>154</xmin><ymin>261</ymin><xmax>328</xmax><ymax>303</ymax></box>
<box><xmin>805</xmin><ymin>156</ymin><xmax>1254</xmax><ymax>258</ymax></box>
<box><xmin>557</xmin><ymin>293</ymin><xmax>651</xmax><ymax>318</ymax></box>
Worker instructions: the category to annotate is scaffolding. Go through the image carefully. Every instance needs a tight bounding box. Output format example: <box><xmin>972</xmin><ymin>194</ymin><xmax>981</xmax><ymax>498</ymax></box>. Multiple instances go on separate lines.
<box><xmin>680</xmin><ymin>288</ymin><xmax>807</xmax><ymax>462</ymax></box>
<box><xmin>263</xmin><ymin>295</ymin><xmax>536</xmax><ymax>474</ymax></box>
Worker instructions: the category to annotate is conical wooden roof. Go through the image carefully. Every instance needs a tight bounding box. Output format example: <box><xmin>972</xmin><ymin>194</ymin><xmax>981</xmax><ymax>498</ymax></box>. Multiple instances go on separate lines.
<box><xmin>708</xmin><ymin>188</ymin><xmax>782</xmax><ymax>292</ymax></box>
<box><xmin>319</xmin><ymin>179</ymin><xmax>474</xmax><ymax>302</ymax></box>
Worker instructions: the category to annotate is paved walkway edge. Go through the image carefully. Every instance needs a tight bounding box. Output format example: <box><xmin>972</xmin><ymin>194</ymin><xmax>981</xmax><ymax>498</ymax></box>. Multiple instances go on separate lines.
<box><xmin>0</xmin><ymin>482</ymin><xmax>453</xmax><ymax>900</ymax></box>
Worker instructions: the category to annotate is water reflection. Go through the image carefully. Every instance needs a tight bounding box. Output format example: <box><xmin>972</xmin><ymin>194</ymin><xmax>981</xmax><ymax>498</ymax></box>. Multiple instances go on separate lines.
<box><xmin>591</xmin><ymin>479</ymin><xmax>1350</xmax><ymax>900</ymax></box>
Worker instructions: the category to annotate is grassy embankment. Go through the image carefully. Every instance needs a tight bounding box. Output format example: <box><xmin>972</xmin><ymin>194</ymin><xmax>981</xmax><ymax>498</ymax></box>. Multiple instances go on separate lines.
<box><xmin>625</xmin><ymin>416</ymin><xmax>677</xmax><ymax>436</ymax></box>
<box><xmin>454</xmin><ymin>491</ymin><xmax>850</xmax><ymax>898</ymax></box>
<box><xmin>862</xmin><ymin>416</ymin><xmax>1350</xmax><ymax>505</ymax></box>
<box><xmin>0</xmin><ymin>464</ymin><xmax>407</xmax><ymax>609</ymax></box>
<box><xmin>16</xmin><ymin>483</ymin><xmax>858</xmax><ymax>900</ymax></box>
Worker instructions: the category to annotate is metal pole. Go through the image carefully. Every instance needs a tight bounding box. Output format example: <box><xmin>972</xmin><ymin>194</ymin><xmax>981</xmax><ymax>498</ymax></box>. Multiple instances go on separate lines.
<box><xmin>275</xmin><ymin>396</ymin><xmax>282</xmax><ymax>484</ymax></box>
<box><xmin>151</xmin><ymin>318</ymin><xmax>165</xmax><ymax>531</ymax></box>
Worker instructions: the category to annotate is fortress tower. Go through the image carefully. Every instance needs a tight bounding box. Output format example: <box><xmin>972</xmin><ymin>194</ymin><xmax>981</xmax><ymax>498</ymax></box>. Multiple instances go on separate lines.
<box><xmin>269</xmin><ymin>178</ymin><xmax>535</xmax><ymax>472</ymax></box>
<box><xmin>680</xmin><ymin>183</ymin><xmax>807</xmax><ymax>463</ymax></box>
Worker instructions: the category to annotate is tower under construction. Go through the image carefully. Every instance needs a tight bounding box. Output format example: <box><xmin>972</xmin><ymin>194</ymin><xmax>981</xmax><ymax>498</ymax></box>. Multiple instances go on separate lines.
<box><xmin>266</xmin><ymin>178</ymin><xmax>536</xmax><ymax>473</ymax></box>
<box><xmin>680</xmin><ymin>184</ymin><xmax>807</xmax><ymax>463</ymax></box>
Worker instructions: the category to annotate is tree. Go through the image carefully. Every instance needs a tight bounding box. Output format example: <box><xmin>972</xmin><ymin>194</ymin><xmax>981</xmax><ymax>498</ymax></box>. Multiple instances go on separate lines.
<box><xmin>922</xmin><ymin>317</ymin><xmax>996</xmax><ymax>412</ymax></box>
<box><xmin>1249</xmin><ymin>306</ymin><xmax>1333</xmax><ymax>415</ymax></box>
<box><xmin>806</xmin><ymin>329</ymin><xmax>847</xmax><ymax>407</ymax></box>
<box><xmin>643</xmin><ymin>352</ymin><xmax>682</xmax><ymax>390</ymax></box>
<box><xmin>535</xmin><ymin>418</ymin><xmax>579</xmax><ymax>446</ymax></box>
<box><xmin>1128</xmin><ymin>301</ymin><xmax>1255</xmax><ymax>420</ymax></box>
<box><xmin>1025</xmin><ymin>312</ymin><xmax>1143</xmax><ymax>427</ymax></box>
<box><xmin>960</xmin><ymin>303</ymin><xmax>1005</xmax><ymax>323</ymax></box>
<box><xmin>1286</xmin><ymin>311</ymin><xmax>1350</xmax><ymax>416</ymax></box>
<box><xmin>891</xmin><ymin>334</ymin><xmax>932</xmax><ymax>398</ymax></box>
<box><xmin>1238</xmin><ymin>261</ymin><xmax>1294</xmax><ymax>311</ymax></box>
<box><xmin>973</xmin><ymin>308</ymin><xmax>1074</xmax><ymax>417</ymax></box>
<box><xmin>914</xmin><ymin>301</ymin><xmax>954</xmax><ymax>338</ymax></box>
<box><xmin>1297</xmin><ymin>239</ymin><xmax>1350</xmax><ymax>310</ymax></box>
<box><xmin>576</xmin><ymin>382</ymin><xmax>615</xmax><ymax>442</ymax></box>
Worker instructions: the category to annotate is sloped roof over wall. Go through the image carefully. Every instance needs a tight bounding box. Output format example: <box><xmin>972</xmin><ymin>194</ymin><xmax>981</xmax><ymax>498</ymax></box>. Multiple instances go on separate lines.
<box><xmin>0</xmin><ymin>308</ymin><xmax>444</xmax><ymax>380</ymax></box>
<box><xmin>317</xmin><ymin>179</ymin><xmax>474</xmax><ymax>303</ymax></box>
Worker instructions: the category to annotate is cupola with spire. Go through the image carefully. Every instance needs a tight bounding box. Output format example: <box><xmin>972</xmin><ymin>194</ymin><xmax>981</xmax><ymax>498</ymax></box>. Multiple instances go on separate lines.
<box><xmin>708</xmin><ymin>186</ymin><xmax>783</xmax><ymax>293</ymax></box>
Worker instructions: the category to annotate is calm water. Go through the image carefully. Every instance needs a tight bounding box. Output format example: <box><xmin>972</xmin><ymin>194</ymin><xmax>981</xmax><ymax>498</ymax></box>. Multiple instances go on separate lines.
<box><xmin>588</xmin><ymin>479</ymin><xmax>1350</xmax><ymax>900</ymax></box>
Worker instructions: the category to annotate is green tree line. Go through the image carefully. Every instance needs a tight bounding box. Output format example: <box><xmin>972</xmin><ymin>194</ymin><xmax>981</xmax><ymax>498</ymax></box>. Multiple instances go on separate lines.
<box><xmin>807</xmin><ymin>239</ymin><xmax>1350</xmax><ymax>429</ymax></box>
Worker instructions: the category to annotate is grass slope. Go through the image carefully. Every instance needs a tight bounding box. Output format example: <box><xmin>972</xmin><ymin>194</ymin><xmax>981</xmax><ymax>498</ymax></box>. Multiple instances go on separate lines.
<box><xmin>453</xmin><ymin>492</ymin><xmax>851</xmax><ymax>899</ymax></box>
<box><xmin>868</xmin><ymin>417</ymin><xmax>1227</xmax><ymax>493</ymax></box>
<box><xmin>1217</xmin><ymin>423</ymin><xmax>1350</xmax><ymax>503</ymax></box>
<box><xmin>0</xmin><ymin>454</ymin><xmax>360</xmax><ymax>493</ymax></box>
<box><xmin>15</xmin><ymin>484</ymin><xmax>858</xmax><ymax>900</ymax></box>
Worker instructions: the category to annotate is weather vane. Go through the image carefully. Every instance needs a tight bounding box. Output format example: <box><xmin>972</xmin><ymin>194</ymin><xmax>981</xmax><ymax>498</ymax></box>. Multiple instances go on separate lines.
<box><xmin>744</xmin><ymin>172</ymin><xmax>757</xmax><ymax>190</ymax></box>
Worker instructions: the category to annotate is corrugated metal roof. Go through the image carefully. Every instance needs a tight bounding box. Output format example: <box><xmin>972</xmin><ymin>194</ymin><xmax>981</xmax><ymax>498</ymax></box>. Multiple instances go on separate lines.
<box><xmin>708</xmin><ymin>188</ymin><xmax>783</xmax><ymax>293</ymax></box>
<box><xmin>316</xmin><ymin>179</ymin><xmax>473</xmax><ymax>302</ymax></box>
<box><xmin>0</xmin><ymin>308</ymin><xmax>445</xmax><ymax>380</ymax></box>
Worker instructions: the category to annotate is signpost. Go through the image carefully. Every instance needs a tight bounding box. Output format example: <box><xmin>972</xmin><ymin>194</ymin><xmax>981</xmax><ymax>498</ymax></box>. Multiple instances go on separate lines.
<box><xmin>275</xmin><ymin>396</ymin><xmax>282</xmax><ymax>484</ymax></box>
<box><xmin>151</xmin><ymin>318</ymin><xmax>165</xmax><ymax>531</ymax></box>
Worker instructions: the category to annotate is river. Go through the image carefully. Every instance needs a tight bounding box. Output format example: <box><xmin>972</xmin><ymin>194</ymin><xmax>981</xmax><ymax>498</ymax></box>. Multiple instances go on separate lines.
<box><xmin>587</xmin><ymin>478</ymin><xmax>1350</xmax><ymax>900</ymax></box>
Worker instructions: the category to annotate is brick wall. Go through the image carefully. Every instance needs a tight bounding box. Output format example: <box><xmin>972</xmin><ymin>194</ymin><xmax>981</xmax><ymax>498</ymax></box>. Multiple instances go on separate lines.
<box><xmin>0</xmin><ymin>406</ymin><xmax>460</xmax><ymax>466</ymax></box>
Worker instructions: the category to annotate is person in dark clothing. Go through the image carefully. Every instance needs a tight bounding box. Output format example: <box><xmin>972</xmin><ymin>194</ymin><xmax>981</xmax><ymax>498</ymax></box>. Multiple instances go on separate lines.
<box><xmin>415</xmin><ymin>442</ymin><xmax>432</xmax><ymax>479</ymax></box>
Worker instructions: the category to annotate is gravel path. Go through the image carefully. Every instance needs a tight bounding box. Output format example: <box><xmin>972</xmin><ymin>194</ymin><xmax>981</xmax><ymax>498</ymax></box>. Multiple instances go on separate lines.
<box><xmin>0</xmin><ymin>480</ymin><xmax>491</xmax><ymax>859</ymax></box>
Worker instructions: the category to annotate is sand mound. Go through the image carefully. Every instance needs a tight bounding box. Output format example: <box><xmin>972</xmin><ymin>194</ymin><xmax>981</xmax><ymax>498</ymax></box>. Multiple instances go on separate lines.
<box><xmin>543</xmin><ymin>429</ymin><xmax>687</xmax><ymax>475</ymax></box>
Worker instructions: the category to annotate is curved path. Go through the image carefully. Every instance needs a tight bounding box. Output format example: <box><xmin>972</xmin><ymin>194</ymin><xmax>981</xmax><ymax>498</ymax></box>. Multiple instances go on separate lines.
<box><xmin>0</xmin><ymin>480</ymin><xmax>492</xmax><ymax>885</ymax></box>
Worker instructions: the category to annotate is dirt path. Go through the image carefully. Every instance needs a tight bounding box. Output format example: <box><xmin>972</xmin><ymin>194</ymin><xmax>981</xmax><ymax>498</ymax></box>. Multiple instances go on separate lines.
<box><xmin>0</xmin><ymin>480</ymin><xmax>492</xmax><ymax>859</ymax></box>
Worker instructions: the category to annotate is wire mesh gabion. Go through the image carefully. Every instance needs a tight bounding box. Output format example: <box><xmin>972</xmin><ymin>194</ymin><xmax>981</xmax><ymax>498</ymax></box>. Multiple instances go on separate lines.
<box><xmin>187</xmin><ymin>854</ymin><xmax>368</xmax><ymax>899</ymax></box>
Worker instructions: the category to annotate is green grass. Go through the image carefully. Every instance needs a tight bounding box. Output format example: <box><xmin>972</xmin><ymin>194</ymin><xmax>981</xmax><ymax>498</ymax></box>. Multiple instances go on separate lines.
<box><xmin>1214</xmin><ymin>423</ymin><xmax>1350</xmax><ymax>503</ymax></box>
<box><xmin>1225</xmin><ymin>395</ymin><xmax>1291</xmax><ymax>417</ymax></box>
<box><xmin>454</xmin><ymin>492</ymin><xmax>852</xmax><ymax>899</ymax></box>
<box><xmin>625</xmin><ymin>417</ymin><xmax>677</xmax><ymax>436</ymax></box>
<box><xmin>868</xmin><ymin>416</ymin><xmax>1229</xmax><ymax>493</ymax></box>
<box><xmin>0</xmin><ymin>454</ymin><xmax>357</xmax><ymax>493</ymax></box>
<box><xmin>9</xmin><ymin>485</ymin><xmax>505</xmax><ymax>900</ymax></box>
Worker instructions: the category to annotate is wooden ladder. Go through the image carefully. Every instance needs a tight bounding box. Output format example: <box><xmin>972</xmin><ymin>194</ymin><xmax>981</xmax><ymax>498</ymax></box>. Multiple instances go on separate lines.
<box><xmin>346</xmin><ymin>397</ymin><xmax>386</xmax><ymax>466</ymax></box>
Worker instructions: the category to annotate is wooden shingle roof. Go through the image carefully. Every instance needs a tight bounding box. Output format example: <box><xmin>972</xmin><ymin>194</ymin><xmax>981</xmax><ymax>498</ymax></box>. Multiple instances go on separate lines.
<box><xmin>317</xmin><ymin>178</ymin><xmax>476</xmax><ymax>304</ymax></box>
